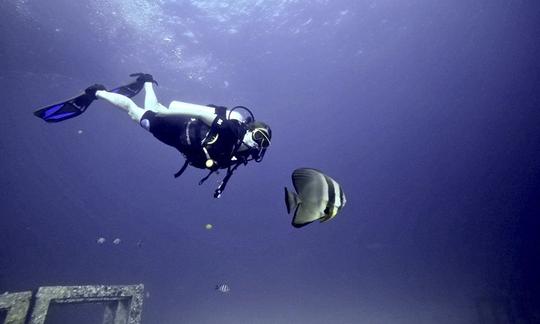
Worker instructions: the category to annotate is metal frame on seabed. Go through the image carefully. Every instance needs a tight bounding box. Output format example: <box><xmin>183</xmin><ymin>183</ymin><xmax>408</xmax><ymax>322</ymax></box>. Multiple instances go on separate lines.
<box><xmin>0</xmin><ymin>284</ymin><xmax>144</xmax><ymax>324</ymax></box>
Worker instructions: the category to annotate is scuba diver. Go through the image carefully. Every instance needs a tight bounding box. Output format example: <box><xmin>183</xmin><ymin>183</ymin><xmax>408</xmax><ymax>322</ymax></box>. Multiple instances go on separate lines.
<box><xmin>34</xmin><ymin>73</ymin><xmax>272</xmax><ymax>198</ymax></box>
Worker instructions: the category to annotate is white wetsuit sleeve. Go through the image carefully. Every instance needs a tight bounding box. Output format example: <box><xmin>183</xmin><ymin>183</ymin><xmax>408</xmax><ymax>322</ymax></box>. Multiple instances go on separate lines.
<box><xmin>144</xmin><ymin>82</ymin><xmax>168</xmax><ymax>112</ymax></box>
<box><xmin>164</xmin><ymin>101</ymin><xmax>245</xmax><ymax>126</ymax></box>
<box><xmin>96</xmin><ymin>90</ymin><xmax>146</xmax><ymax>122</ymax></box>
<box><xmin>166</xmin><ymin>101</ymin><xmax>217</xmax><ymax>125</ymax></box>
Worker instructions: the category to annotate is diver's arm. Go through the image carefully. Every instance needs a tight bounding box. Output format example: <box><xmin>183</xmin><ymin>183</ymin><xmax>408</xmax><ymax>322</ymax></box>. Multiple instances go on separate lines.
<box><xmin>164</xmin><ymin>101</ymin><xmax>245</xmax><ymax>126</ymax></box>
<box><xmin>165</xmin><ymin>101</ymin><xmax>218</xmax><ymax>125</ymax></box>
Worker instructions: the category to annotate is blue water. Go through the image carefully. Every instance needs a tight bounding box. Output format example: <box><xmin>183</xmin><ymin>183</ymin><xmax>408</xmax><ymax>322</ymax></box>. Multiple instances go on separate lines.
<box><xmin>1</xmin><ymin>1</ymin><xmax>539</xmax><ymax>323</ymax></box>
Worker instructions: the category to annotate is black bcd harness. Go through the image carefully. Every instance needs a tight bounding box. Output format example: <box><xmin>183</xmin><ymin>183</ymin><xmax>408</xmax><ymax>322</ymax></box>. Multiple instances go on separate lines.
<box><xmin>173</xmin><ymin>104</ymin><xmax>259</xmax><ymax>198</ymax></box>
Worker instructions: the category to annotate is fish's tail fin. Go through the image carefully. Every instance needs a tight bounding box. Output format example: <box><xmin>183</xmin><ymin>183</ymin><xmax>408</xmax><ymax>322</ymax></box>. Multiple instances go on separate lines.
<box><xmin>284</xmin><ymin>187</ymin><xmax>300</xmax><ymax>214</ymax></box>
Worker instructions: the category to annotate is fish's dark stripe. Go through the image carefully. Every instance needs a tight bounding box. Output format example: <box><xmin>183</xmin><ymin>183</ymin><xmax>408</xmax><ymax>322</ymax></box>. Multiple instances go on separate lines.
<box><xmin>338</xmin><ymin>185</ymin><xmax>344</xmax><ymax>210</ymax></box>
<box><xmin>325</xmin><ymin>175</ymin><xmax>335</xmax><ymax>214</ymax></box>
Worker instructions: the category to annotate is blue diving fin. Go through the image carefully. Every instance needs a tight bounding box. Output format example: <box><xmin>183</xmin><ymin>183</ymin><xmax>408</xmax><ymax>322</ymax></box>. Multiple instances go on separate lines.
<box><xmin>110</xmin><ymin>80</ymin><xmax>144</xmax><ymax>98</ymax></box>
<box><xmin>33</xmin><ymin>75</ymin><xmax>149</xmax><ymax>123</ymax></box>
<box><xmin>110</xmin><ymin>73</ymin><xmax>157</xmax><ymax>98</ymax></box>
<box><xmin>33</xmin><ymin>93</ymin><xmax>95</xmax><ymax>123</ymax></box>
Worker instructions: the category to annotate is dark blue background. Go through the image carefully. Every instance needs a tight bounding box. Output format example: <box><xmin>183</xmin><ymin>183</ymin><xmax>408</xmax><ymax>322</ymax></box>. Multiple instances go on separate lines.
<box><xmin>1</xmin><ymin>1</ymin><xmax>539</xmax><ymax>323</ymax></box>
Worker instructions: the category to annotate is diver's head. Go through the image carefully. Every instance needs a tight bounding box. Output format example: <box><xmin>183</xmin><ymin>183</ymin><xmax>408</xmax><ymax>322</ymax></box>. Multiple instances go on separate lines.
<box><xmin>246</xmin><ymin>121</ymin><xmax>271</xmax><ymax>148</ymax></box>
<box><xmin>243</xmin><ymin>121</ymin><xmax>271</xmax><ymax>161</ymax></box>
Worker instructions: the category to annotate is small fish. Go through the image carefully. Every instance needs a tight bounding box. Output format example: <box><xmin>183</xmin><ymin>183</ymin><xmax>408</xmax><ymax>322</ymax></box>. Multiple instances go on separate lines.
<box><xmin>113</xmin><ymin>238</ymin><xmax>121</xmax><ymax>245</ymax></box>
<box><xmin>215</xmin><ymin>284</ymin><xmax>230</xmax><ymax>293</ymax></box>
<box><xmin>284</xmin><ymin>168</ymin><xmax>346</xmax><ymax>228</ymax></box>
<box><xmin>96</xmin><ymin>237</ymin><xmax>106</xmax><ymax>244</ymax></box>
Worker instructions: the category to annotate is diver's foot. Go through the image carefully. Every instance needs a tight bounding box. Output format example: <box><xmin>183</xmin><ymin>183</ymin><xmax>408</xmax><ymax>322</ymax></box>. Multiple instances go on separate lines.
<box><xmin>129</xmin><ymin>73</ymin><xmax>158</xmax><ymax>86</ymax></box>
<box><xmin>85</xmin><ymin>84</ymin><xmax>107</xmax><ymax>99</ymax></box>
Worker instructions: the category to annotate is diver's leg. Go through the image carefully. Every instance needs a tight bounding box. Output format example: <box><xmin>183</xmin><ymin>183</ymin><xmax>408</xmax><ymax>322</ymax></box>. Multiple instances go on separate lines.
<box><xmin>96</xmin><ymin>90</ymin><xmax>146</xmax><ymax>122</ymax></box>
<box><xmin>144</xmin><ymin>82</ymin><xmax>168</xmax><ymax>113</ymax></box>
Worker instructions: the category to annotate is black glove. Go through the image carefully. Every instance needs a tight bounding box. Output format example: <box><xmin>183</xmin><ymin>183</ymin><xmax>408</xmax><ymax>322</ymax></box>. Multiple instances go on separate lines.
<box><xmin>84</xmin><ymin>84</ymin><xmax>107</xmax><ymax>99</ymax></box>
<box><xmin>130</xmin><ymin>73</ymin><xmax>158</xmax><ymax>86</ymax></box>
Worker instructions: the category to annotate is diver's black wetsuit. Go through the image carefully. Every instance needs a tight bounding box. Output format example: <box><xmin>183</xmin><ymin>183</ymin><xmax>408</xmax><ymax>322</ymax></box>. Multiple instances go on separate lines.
<box><xmin>141</xmin><ymin>110</ymin><xmax>247</xmax><ymax>169</ymax></box>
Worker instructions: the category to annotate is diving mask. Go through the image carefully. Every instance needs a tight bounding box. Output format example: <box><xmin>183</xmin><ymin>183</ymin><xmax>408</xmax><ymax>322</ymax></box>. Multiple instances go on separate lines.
<box><xmin>252</xmin><ymin>128</ymin><xmax>271</xmax><ymax>148</ymax></box>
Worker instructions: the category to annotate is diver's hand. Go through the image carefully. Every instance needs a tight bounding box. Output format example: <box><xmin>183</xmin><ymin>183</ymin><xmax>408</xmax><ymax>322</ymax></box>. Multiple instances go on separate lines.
<box><xmin>130</xmin><ymin>73</ymin><xmax>158</xmax><ymax>86</ymax></box>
